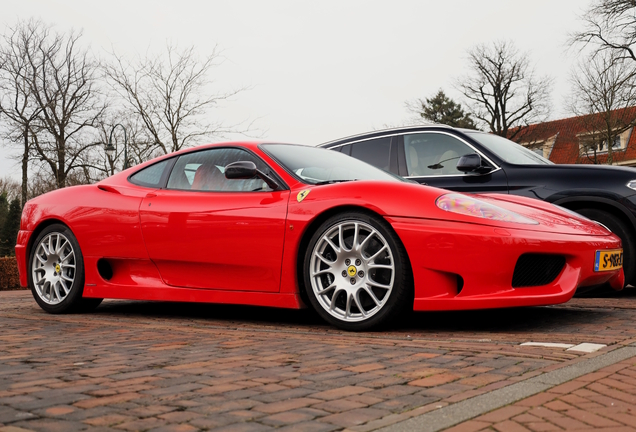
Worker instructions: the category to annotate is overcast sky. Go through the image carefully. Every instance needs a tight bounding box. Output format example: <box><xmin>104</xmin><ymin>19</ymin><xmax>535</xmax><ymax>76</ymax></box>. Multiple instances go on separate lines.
<box><xmin>1</xmin><ymin>0</ymin><xmax>592</xmax><ymax>180</ymax></box>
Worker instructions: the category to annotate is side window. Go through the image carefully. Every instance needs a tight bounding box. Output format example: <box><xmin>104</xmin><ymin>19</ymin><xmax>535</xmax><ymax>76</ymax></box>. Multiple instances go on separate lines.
<box><xmin>129</xmin><ymin>159</ymin><xmax>171</xmax><ymax>188</ymax></box>
<box><xmin>351</xmin><ymin>138</ymin><xmax>391</xmax><ymax>170</ymax></box>
<box><xmin>404</xmin><ymin>133</ymin><xmax>477</xmax><ymax>176</ymax></box>
<box><xmin>166</xmin><ymin>148</ymin><xmax>272</xmax><ymax>192</ymax></box>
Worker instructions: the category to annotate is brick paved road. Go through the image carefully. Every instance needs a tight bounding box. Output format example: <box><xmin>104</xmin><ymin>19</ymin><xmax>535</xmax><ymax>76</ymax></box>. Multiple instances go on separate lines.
<box><xmin>446</xmin><ymin>358</ymin><xmax>636</xmax><ymax>432</ymax></box>
<box><xmin>1</xmin><ymin>289</ymin><xmax>636</xmax><ymax>432</ymax></box>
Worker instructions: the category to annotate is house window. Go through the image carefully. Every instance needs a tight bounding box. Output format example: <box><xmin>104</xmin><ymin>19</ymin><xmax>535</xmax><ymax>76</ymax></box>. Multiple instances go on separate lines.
<box><xmin>600</xmin><ymin>136</ymin><xmax>622</xmax><ymax>152</ymax></box>
<box><xmin>579</xmin><ymin>129</ymin><xmax>631</xmax><ymax>155</ymax></box>
<box><xmin>584</xmin><ymin>136</ymin><xmax>620</xmax><ymax>153</ymax></box>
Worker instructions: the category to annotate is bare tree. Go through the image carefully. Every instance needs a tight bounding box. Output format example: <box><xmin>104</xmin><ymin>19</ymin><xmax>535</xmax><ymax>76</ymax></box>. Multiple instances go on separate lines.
<box><xmin>0</xmin><ymin>20</ymin><xmax>106</xmax><ymax>190</ymax></box>
<box><xmin>26</xmin><ymin>169</ymin><xmax>57</xmax><ymax>199</ymax></box>
<box><xmin>572</xmin><ymin>1</ymin><xmax>636</xmax><ymax>62</ymax></box>
<box><xmin>23</xmin><ymin>163</ymin><xmax>94</xmax><ymax>200</ymax></box>
<box><xmin>0</xmin><ymin>20</ymin><xmax>45</xmax><ymax>206</ymax></box>
<box><xmin>25</xmin><ymin>24</ymin><xmax>106</xmax><ymax>189</ymax></box>
<box><xmin>93</xmin><ymin>115</ymin><xmax>159</xmax><ymax>176</ymax></box>
<box><xmin>570</xmin><ymin>50</ymin><xmax>636</xmax><ymax>164</ymax></box>
<box><xmin>457</xmin><ymin>41</ymin><xmax>553</xmax><ymax>140</ymax></box>
<box><xmin>105</xmin><ymin>44</ymin><xmax>247</xmax><ymax>155</ymax></box>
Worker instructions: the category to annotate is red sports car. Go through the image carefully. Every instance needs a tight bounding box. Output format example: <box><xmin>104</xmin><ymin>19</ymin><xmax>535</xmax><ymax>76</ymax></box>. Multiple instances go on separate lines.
<box><xmin>15</xmin><ymin>142</ymin><xmax>624</xmax><ymax>330</ymax></box>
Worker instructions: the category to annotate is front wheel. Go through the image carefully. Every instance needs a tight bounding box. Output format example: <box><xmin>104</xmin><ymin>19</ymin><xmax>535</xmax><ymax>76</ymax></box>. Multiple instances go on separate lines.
<box><xmin>28</xmin><ymin>224</ymin><xmax>101</xmax><ymax>313</ymax></box>
<box><xmin>303</xmin><ymin>212</ymin><xmax>412</xmax><ymax>331</ymax></box>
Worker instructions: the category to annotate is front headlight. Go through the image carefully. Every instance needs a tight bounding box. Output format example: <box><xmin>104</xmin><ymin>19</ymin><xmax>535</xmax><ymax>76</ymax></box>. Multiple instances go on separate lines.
<box><xmin>627</xmin><ymin>180</ymin><xmax>636</xmax><ymax>191</ymax></box>
<box><xmin>436</xmin><ymin>193</ymin><xmax>539</xmax><ymax>225</ymax></box>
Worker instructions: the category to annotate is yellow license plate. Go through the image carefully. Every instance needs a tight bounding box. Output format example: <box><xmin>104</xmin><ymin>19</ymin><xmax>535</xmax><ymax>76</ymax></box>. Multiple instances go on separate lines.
<box><xmin>594</xmin><ymin>249</ymin><xmax>623</xmax><ymax>272</ymax></box>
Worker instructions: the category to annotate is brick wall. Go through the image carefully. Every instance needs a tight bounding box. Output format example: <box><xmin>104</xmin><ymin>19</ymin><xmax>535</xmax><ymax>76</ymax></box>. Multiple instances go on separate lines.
<box><xmin>0</xmin><ymin>257</ymin><xmax>23</xmax><ymax>290</ymax></box>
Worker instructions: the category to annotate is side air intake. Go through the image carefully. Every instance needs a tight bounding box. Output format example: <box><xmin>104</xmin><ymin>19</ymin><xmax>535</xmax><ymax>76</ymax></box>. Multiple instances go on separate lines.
<box><xmin>97</xmin><ymin>258</ymin><xmax>113</xmax><ymax>281</ymax></box>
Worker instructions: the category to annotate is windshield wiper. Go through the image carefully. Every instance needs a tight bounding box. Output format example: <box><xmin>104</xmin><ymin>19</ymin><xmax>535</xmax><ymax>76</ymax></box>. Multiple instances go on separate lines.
<box><xmin>314</xmin><ymin>179</ymin><xmax>356</xmax><ymax>185</ymax></box>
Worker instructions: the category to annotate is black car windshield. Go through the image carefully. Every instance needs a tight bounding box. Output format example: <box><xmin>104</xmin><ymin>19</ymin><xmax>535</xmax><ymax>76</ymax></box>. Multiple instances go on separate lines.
<box><xmin>261</xmin><ymin>144</ymin><xmax>401</xmax><ymax>184</ymax></box>
<box><xmin>466</xmin><ymin>132</ymin><xmax>553</xmax><ymax>165</ymax></box>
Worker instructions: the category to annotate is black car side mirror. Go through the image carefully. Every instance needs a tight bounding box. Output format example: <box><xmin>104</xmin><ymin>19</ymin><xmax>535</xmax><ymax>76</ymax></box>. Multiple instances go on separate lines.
<box><xmin>225</xmin><ymin>161</ymin><xmax>280</xmax><ymax>190</ymax></box>
<box><xmin>225</xmin><ymin>161</ymin><xmax>257</xmax><ymax>179</ymax></box>
<box><xmin>456</xmin><ymin>153</ymin><xmax>493</xmax><ymax>174</ymax></box>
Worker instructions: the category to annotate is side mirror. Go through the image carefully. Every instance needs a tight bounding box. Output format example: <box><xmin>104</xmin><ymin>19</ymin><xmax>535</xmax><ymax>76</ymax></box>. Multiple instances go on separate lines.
<box><xmin>224</xmin><ymin>161</ymin><xmax>280</xmax><ymax>190</ymax></box>
<box><xmin>225</xmin><ymin>161</ymin><xmax>257</xmax><ymax>179</ymax></box>
<box><xmin>456</xmin><ymin>153</ymin><xmax>493</xmax><ymax>174</ymax></box>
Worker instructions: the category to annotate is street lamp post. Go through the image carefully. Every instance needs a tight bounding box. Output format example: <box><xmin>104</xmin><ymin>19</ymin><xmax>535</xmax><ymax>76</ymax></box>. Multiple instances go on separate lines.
<box><xmin>104</xmin><ymin>124</ymin><xmax>128</xmax><ymax>173</ymax></box>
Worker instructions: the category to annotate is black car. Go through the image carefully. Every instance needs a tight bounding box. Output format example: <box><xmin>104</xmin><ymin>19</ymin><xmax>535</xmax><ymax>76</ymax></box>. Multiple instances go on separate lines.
<box><xmin>320</xmin><ymin>125</ymin><xmax>636</xmax><ymax>286</ymax></box>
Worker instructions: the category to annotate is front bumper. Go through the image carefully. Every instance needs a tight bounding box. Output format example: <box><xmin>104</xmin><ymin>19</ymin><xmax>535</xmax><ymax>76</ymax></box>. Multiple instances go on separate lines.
<box><xmin>387</xmin><ymin>217</ymin><xmax>623</xmax><ymax>311</ymax></box>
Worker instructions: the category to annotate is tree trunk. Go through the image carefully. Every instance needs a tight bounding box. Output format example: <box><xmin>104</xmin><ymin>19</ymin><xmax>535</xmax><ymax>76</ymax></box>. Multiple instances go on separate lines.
<box><xmin>21</xmin><ymin>130</ymin><xmax>28</xmax><ymax>207</ymax></box>
<box><xmin>57</xmin><ymin>136</ymin><xmax>65</xmax><ymax>189</ymax></box>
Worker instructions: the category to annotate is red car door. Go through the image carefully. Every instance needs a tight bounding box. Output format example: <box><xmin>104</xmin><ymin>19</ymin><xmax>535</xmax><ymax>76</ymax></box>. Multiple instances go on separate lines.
<box><xmin>139</xmin><ymin>147</ymin><xmax>289</xmax><ymax>292</ymax></box>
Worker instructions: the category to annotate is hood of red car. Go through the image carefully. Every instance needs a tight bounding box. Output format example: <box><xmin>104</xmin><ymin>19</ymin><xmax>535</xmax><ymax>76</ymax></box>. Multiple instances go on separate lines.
<box><xmin>472</xmin><ymin>193</ymin><xmax>611</xmax><ymax>236</ymax></box>
<box><xmin>302</xmin><ymin>181</ymin><xmax>613</xmax><ymax>237</ymax></box>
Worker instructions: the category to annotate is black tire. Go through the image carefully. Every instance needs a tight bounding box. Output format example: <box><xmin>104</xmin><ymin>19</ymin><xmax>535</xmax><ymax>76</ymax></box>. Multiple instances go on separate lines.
<box><xmin>303</xmin><ymin>211</ymin><xmax>412</xmax><ymax>331</ymax></box>
<box><xmin>575</xmin><ymin>208</ymin><xmax>635</xmax><ymax>287</ymax></box>
<box><xmin>28</xmin><ymin>224</ymin><xmax>101</xmax><ymax>313</ymax></box>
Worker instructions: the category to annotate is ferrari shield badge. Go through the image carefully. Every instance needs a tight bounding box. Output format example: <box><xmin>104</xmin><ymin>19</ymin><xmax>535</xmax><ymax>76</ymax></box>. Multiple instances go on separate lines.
<box><xmin>297</xmin><ymin>189</ymin><xmax>310</xmax><ymax>202</ymax></box>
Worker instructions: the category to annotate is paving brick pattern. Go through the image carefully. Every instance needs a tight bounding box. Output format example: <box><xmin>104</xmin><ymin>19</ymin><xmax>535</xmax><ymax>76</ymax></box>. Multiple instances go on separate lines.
<box><xmin>0</xmin><ymin>289</ymin><xmax>636</xmax><ymax>431</ymax></box>
<box><xmin>447</xmin><ymin>358</ymin><xmax>636</xmax><ymax>432</ymax></box>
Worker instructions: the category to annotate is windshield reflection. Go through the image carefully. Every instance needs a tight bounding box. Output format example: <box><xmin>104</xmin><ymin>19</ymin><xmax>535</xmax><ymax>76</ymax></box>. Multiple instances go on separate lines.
<box><xmin>261</xmin><ymin>144</ymin><xmax>401</xmax><ymax>185</ymax></box>
<box><xmin>466</xmin><ymin>132</ymin><xmax>553</xmax><ymax>165</ymax></box>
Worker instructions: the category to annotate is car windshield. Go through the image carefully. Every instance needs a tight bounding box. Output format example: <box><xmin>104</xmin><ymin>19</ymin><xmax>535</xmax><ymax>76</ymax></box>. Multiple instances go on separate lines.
<box><xmin>261</xmin><ymin>144</ymin><xmax>401</xmax><ymax>184</ymax></box>
<box><xmin>466</xmin><ymin>132</ymin><xmax>553</xmax><ymax>165</ymax></box>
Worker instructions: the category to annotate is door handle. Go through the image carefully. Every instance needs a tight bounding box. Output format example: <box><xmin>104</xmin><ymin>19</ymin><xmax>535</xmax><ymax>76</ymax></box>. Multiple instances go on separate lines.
<box><xmin>146</xmin><ymin>193</ymin><xmax>157</xmax><ymax>198</ymax></box>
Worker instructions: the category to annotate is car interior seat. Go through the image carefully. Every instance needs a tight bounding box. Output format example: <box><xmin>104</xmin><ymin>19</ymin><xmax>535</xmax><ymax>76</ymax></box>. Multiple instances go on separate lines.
<box><xmin>437</xmin><ymin>150</ymin><xmax>460</xmax><ymax>175</ymax></box>
<box><xmin>192</xmin><ymin>164</ymin><xmax>226</xmax><ymax>190</ymax></box>
<box><xmin>408</xmin><ymin>146</ymin><xmax>421</xmax><ymax>176</ymax></box>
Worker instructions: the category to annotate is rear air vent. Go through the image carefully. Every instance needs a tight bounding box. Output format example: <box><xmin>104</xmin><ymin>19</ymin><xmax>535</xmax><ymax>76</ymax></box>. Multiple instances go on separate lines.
<box><xmin>512</xmin><ymin>254</ymin><xmax>565</xmax><ymax>288</ymax></box>
<box><xmin>97</xmin><ymin>185</ymin><xmax>121</xmax><ymax>194</ymax></box>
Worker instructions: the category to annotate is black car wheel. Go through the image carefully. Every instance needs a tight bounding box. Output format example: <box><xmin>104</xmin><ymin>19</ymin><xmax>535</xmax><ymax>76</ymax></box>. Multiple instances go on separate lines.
<box><xmin>576</xmin><ymin>208</ymin><xmax>635</xmax><ymax>286</ymax></box>
<box><xmin>29</xmin><ymin>224</ymin><xmax>102</xmax><ymax>313</ymax></box>
<box><xmin>303</xmin><ymin>211</ymin><xmax>412</xmax><ymax>331</ymax></box>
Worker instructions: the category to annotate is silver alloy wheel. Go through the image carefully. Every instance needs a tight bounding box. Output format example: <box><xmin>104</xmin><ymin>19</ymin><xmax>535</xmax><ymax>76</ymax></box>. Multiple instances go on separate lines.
<box><xmin>309</xmin><ymin>220</ymin><xmax>395</xmax><ymax>322</ymax></box>
<box><xmin>31</xmin><ymin>232</ymin><xmax>76</xmax><ymax>305</ymax></box>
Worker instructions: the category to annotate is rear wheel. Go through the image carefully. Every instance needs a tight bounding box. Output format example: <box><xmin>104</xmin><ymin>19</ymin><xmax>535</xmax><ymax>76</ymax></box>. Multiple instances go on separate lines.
<box><xmin>29</xmin><ymin>224</ymin><xmax>102</xmax><ymax>313</ymax></box>
<box><xmin>575</xmin><ymin>208</ymin><xmax>634</xmax><ymax>287</ymax></box>
<box><xmin>303</xmin><ymin>211</ymin><xmax>412</xmax><ymax>331</ymax></box>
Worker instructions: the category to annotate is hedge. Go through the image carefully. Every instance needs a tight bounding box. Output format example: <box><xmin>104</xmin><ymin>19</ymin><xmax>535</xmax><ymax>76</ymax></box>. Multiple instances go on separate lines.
<box><xmin>0</xmin><ymin>257</ymin><xmax>23</xmax><ymax>290</ymax></box>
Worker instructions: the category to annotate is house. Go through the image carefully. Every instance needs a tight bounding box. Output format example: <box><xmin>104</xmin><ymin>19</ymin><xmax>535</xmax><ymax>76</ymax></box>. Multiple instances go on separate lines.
<box><xmin>512</xmin><ymin>107</ymin><xmax>636</xmax><ymax>166</ymax></box>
